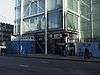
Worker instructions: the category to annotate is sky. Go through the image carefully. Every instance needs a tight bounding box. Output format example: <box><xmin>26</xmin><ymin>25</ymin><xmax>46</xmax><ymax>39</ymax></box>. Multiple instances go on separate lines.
<box><xmin>0</xmin><ymin>0</ymin><xmax>15</xmax><ymax>24</ymax></box>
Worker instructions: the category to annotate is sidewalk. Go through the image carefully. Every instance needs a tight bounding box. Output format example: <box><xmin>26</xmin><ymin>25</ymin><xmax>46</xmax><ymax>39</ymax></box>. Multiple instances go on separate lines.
<box><xmin>12</xmin><ymin>54</ymin><xmax>100</xmax><ymax>63</ymax></box>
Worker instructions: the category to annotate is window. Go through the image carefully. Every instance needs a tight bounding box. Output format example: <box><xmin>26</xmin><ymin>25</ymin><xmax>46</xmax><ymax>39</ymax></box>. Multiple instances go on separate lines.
<box><xmin>47</xmin><ymin>0</ymin><xmax>62</xmax><ymax>11</ymax></box>
<box><xmin>48</xmin><ymin>11</ymin><xmax>62</xmax><ymax>29</ymax></box>
<box><xmin>38</xmin><ymin>0</ymin><xmax>45</xmax><ymax>13</ymax></box>
<box><xmin>15</xmin><ymin>8</ymin><xmax>21</xmax><ymax>19</ymax></box>
<box><xmin>67</xmin><ymin>0</ymin><xmax>78</xmax><ymax>12</ymax></box>
<box><xmin>82</xmin><ymin>0</ymin><xmax>91</xmax><ymax>5</ymax></box>
<box><xmin>80</xmin><ymin>17</ymin><xmax>92</xmax><ymax>40</ymax></box>
<box><xmin>30</xmin><ymin>17</ymin><xmax>38</xmax><ymax>31</ymax></box>
<box><xmin>23</xmin><ymin>15</ymin><xmax>45</xmax><ymax>31</ymax></box>
<box><xmin>24</xmin><ymin>0</ymin><xmax>45</xmax><ymax>17</ymax></box>
<box><xmin>80</xmin><ymin>2</ymin><xmax>91</xmax><ymax>18</ymax></box>
<box><xmin>66</xmin><ymin>13</ymin><xmax>78</xmax><ymax>30</ymax></box>
<box><xmin>30</xmin><ymin>2</ymin><xmax>37</xmax><ymax>15</ymax></box>
<box><xmin>15</xmin><ymin>0</ymin><xmax>21</xmax><ymax>7</ymax></box>
<box><xmin>80</xmin><ymin>17</ymin><xmax>91</xmax><ymax>31</ymax></box>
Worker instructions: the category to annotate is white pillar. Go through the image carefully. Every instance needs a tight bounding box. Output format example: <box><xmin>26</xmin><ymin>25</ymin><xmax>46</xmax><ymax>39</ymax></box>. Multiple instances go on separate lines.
<box><xmin>63</xmin><ymin>0</ymin><xmax>65</xmax><ymax>29</ymax></box>
<box><xmin>21</xmin><ymin>0</ymin><xmax>24</xmax><ymax>35</ymax></box>
<box><xmin>45</xmin><ymin>0</ymin><xmax>48</xmax><ymax>55</ymax></box>
<box><xmin>91</xmin><ymin>0</ymin><xmax>93</xmax><ymax>42</ymax></box>
<box><xmin>78</xmin><ymin>0</ymin><xmax>81</xmax><ymax>42</ymax></box>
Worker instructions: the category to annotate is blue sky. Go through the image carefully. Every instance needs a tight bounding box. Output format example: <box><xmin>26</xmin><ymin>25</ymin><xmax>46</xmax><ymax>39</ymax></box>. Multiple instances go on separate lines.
<box><xmin>0</xmin><ymin>0</ymin><xmax>15</xmax><ymax>24</ymax></box>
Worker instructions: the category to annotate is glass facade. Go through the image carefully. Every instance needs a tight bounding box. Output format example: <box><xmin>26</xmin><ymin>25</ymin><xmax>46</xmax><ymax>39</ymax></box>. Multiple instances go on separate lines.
<box><xmin>29</xmin><ymin>15</ymin><xmax>45</xmax><ymax>30</ymax></box>
<box><xmin>15</xmin><ymin>0</ymin><xmax>92</xmax><ymax>42</ymax></box>
<box><xmin>23</xmin><ymin>0</ymin><xmax>45</xmax><ymax>32</ymax></box>
<box><xmin>47</xmin><ymin>0</ymin><xmax>62</xmax><ymax>11</ymax></box>
<box><xmin>80</xmin><ymin>17</ymin><xmax>91</xmax><ymax>41</ymax></box>
<box><xmin>80</xmin><ymin>0</ymin><xmax>92</xmax><ymax>42</ymax></box>
<box><xmin>15</xmin><ymin>0</ymin><xmax>21</xmax><ymax>7</ymax></box>
<box><xmin>65</xmin><ymin>0</ymin><xmax>78</xmax><ymax>31</ymax></box>
<box><xmin>48</xmin><ymin>10</ymin><xmax>62</xmax><ymax>29</ymax></box>
<box><xmin>67</xmin><ymin>0</ymin><xmax>78</xmax><ymax>12</ymax></box>
<box><xmin>92</xmin><ymin>0</ymin><xmax>100</xmax><ymax>41</ymax></box>
<box><xmin>23</xmin><ymin>0</ymin><xmax>45</xmax><ymax>17</ymax></box>
<box><xmin>66</xmin><ymin>12</ymin><xmax>78</xmax><ymax>30</ymax></box>
<box><xmin>15</xmin><ymin>0</ymin><xmax>21</xmax><ymax>34</ymax></box>
<box><xmin>22</xmin><ymin>0</ymin><xmax>62</xmax><ymax>33</ymax></box>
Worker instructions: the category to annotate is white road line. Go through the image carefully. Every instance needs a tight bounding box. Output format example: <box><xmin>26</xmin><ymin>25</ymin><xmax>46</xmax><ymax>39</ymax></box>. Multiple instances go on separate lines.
<box><xmin>41</xmin><ymin>61</ymin><xmax>50</xmax><ymax>64</ymax></box>
<box><xmin>19</xmin><ymin>64</ymin><xmax>29</xmax><ymax>68</ymax></box>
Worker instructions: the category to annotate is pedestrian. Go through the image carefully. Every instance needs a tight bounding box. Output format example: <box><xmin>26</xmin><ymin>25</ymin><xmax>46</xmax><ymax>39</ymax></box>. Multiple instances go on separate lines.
<box><xmin>79</xmin><ymin>48</ymin><xmax>81</xmax><ymax>56</ymax></box>
<box><xmin>84</xmin><ymin>48</ymin><xmax>90</xmax><ymax>59</ymax></box>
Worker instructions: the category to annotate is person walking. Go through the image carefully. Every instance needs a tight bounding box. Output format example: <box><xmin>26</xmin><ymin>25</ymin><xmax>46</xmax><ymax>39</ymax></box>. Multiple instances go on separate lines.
<box><xmin>84</xmin><ymin>47</ymin><xmax>90</xmax><ymax>59</ymax></box>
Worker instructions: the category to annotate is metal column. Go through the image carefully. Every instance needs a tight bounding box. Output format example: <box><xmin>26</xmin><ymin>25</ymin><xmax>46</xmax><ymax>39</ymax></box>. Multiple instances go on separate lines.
<box><xmin>78</xmin><ymin>0</ymin><xmax>81</xmax><ymax>42</ymax></box>
<box><xmin>21</xmin><ymin>0</ymin><xmax>24</xmax><ymax>35</ymax></box>
<box><xmin>45</xmin><ymin>0</ymin><xmax>48</xmax><ymax>55</ymax></box>
<box><xmin>91</xmin><ymin>0</ymin><xmax>94</xmax><ymax>42</ymax></box>
<box><xmin>63</xmin><ymin>0</ymin><xmax>65</xmax><ymax>30</ymax></box>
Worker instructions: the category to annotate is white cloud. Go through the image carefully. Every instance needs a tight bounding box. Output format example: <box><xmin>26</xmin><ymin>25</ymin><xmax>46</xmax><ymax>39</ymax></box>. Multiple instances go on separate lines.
<box><xmin>0</xmin><ymin>0</ymin><xmax>15</xmax><ymax>24</ymax></box>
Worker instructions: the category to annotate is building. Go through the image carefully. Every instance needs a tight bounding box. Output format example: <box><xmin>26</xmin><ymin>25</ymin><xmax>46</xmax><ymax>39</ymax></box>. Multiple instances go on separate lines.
<box><xmin>15</xmin><ymin>0</ymin><xmax>21</xmax><ymax>34</ymax></box>
<box><xmin>76</xmin><ymin>0</ymin><xmax>100</xmax><ymax>57</ymax></box>
<box><xmin>92</xmin><ymin>0</ymin><xmax>100</xmax><ymax>42</ymax></box>
<box><xmin>80</xmin><ymin>0</ymin><xmax>92</xmax><ymax>42</ymax></box>
<box><xmin>76</xmin><ymin>0</ymin><xmax>100</xmax><ymax>58</ymax></box>
<box><xmin>14</xmin><ymin>0</ymin><xmax>91</xmax><ymax>55</ymax></box>
<box><xmin>0</xmin><ymin>23</ymin><xmax>13</xmax><ymax>45</ymax></box>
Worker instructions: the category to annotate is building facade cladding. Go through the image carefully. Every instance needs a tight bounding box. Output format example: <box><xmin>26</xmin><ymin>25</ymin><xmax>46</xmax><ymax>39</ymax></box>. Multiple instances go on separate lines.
<box><xmin>15</xmin><ymin>0</ymin><xmax>21</xmax><ymax>34</ymax></box>
<box><xmin>80</xmin><ymin>0</ymin><xmax>92</xmax><ymax>42</ymax></box>
<box><xmin>14</xmin><ymin>0</ymin><xmax>92</xmax><ymax>55</ymax></box>
<box><xmin>92</xmin><ymin>0</ymin><xmax>100</xmax><ymax>42</ymax></box>
<box><xmin>19</xmin><ymin>0</ymin><xmax>91</xmax><ymax>41</ymax></box>
<box><xmin>22</xmin><ymin>0</ymin><xmax>63</xmax><ymax>33</ymax></box>
<box><xmin>0</xmin><ymin>23</ymin><xmax>13</xmax><ymax>45</ymax></box>
<box><xmin>64</xmin><ymin>0</ymin><xmax>92</xmax><ymax>42</ymax></box>
<box><xmin>21</xmin><ymin>0</ymin><xmax>78</xmax><ymax>44</ymax></box>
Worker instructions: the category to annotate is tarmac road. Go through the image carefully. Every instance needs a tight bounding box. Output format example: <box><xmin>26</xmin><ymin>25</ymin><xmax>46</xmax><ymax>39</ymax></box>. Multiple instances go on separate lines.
<box><xmin>0</xmin><ymin>56</ymin><xmax>100</xmax><ymax>75</ymax></box>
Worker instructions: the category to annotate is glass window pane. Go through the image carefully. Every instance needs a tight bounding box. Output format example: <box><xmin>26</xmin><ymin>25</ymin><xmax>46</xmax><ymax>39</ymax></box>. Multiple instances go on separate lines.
<box><xmin>66</xmin><ymin>13</ymin><xmax>78</xmax><ymax>30</ymax></box>
<box><xmin>30</xmin><ymin>2</ymin><xmax>37</xmax><ymax>15</ymax></box>
<box><xmin>48</xmin><ymin>11</ymin><xmax>62</xmax><ymax>29</ymax></box>
<box><xmin>15</xmin><ymin>0</ymin><xmax>21</xmax><ymax>6</ymax></box>
<box><xmin>80</xmin><ymin>3</ymin><xmax>91</xmax><ymax>18</ymax></box>
<box><xmin>15</xmin><ymin>7</ymin><xmax>21</xmax><ymax>19</ymax></box>
<box><xmin>73</xmin><ymin>0</ymin><xmax>78</xmax><ymax>12</ymax></box>
<box><xmin>67</xmin><ymin>0</ymin><xmax>78</xmax><ymax>12</ymax></box>
<box><xmin>67</xmin><ymin>0</ymin><xmax>73</xmax><ymax>10</ymax></box>
<box><xmin>24</xmin><ymin>0</ymin><xmax>45</xmax><ymax>17</ymax></box>
<box><xmin>47</xmin><ymin>0</ymin><xmax>62</xmax><ymax>11</ymax></box>
<box><xmin>82</xmin><ymin>0</ymin><xmax>91</xmax><ymax>5</ymax></box>
<box><xmin>30</xmin><ymin>17</ymin><xmax>38</xmax><ymax>31</ymax></box>
<box><xmin>30</xmin><ymin>15</ymin><xmax>45</xmax><ymax>31</ymax></box>
<box><xmin>80</xmin><ymin>17</ymin><xmax>92</xmax><ymax>39</ymax></box>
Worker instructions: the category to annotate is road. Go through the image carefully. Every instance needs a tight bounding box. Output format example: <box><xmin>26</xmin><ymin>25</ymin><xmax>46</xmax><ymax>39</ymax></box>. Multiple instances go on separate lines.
<box><xmin>0</xmin><ymin>56</ymin><xmax>100</xmax><ymax>75</ymax></box>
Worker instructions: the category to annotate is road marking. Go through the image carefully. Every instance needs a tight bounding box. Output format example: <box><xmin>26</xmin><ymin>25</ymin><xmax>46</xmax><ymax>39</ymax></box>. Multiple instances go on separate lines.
<box><xmin>19</xmin><ymin>65</ymin><xmax>29</xmax><ymax>68</ymax></box>
<box><xmin>41</xmin><ymin>61</ymin><xmax>50</xmax><ymax>64</ymax></box>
